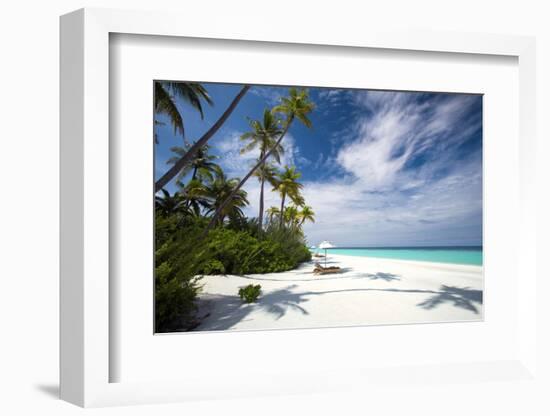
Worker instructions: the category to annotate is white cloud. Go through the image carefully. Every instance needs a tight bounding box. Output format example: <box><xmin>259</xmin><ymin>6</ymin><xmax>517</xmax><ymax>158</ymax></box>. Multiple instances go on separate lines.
<box><xmin>317</xmin><ymin>89</ymin><xmax>344</xmax><ymax>101</ymax></box>
<box><xmin>249</xmin><ymin>86</ymin><xmax>285</xmax><ymax>106</ymax></box>
<box><xmin>335</xmin><ymin>91</ymin><xmax>480</xmax><ymax>192</ymax></box>
<box><xmin>216</xmin><ymin>131</ymin><xmax>299</xmax><ymax>178</ymax></box>
<box><xmin>301</xmin><ymin>155</ymin><xmax>482</xmax><ymax>247</ymax></box>
<box><xmin>317</xmin><ymin>88</ymin><xmax>352</xmax><ymax>104</ymax></box>
<box><xmin>301</xmin><ymin>91</ymin><xmax>482</xmax><ymax>246</ymax></box>
<box><xmin>215</xmin><ymin>131</ymin><xmax>259</xmax><ymax>176</ymax></box>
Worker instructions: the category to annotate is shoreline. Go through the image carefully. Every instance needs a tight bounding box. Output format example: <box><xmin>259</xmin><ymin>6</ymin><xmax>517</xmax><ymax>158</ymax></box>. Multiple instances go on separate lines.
<box><xmin>193</xmin><ymin>254</ymin><xmax>484</xmax><ymax>332</ymax></box>
<box><xmin>314</xmin><ymin>251</ymin><xmax>483</xmax><ymax>268</ymax></box>
<box><xmin>314</xmin><ymin>253</ymin><xmax>483</xmax><ymax>271</ymax></box>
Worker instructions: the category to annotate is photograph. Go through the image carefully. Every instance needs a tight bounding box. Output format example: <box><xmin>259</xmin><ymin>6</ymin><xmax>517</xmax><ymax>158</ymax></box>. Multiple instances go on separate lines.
<box><xmin>154</xmin><ymin>81</ymin><xmax>483</xmax><ymax>333</ymax></box>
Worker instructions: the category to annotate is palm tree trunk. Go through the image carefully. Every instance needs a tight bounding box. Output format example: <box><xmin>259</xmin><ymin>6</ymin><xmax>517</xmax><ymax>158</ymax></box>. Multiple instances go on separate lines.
<box><xmin>257</xmin><ymin>149</ymin><xmax>266</xmax><ymax>233</ymax></box>
<box><xmin>258</xmin><ymin>173</ymin><xmax>265</xmax><ymax>232</ymax></box>
<box><xmin>184</xmin><ymin>167</ymin><xmax>198</xmax><ymax>211</ymax></box>
<box><xmin>155</xmin><ymin>85</ymin><xmax>250</xmax><ymax>192</ymax></box>
<box><xmin>201</xmin><ymin>118</ymin><xmax>294</xmax><ymax>237</ymax></box>
<box><xmin>279</xmin><ymin>193</ymin><xmax>286</xmax><ymax>228</ymax></box>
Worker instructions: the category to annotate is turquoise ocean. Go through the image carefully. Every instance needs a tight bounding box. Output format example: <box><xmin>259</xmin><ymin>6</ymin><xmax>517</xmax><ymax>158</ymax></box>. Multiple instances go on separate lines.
<box><xmin>315</xmin><ymin>246</ymin><xmax>483</xmax><ymax>266</ymax></box>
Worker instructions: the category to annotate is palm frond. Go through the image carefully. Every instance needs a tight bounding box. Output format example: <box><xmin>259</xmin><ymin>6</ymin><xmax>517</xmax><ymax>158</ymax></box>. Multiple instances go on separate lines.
<box><xmin>155</xmin><ymin>82</ymin><xmax>184</xmax><ymax>136</ymax></box>
<box><xmin>161</xmin><ymin>82</ymin><xmax>213</xmax><ymax>119</ymax></box>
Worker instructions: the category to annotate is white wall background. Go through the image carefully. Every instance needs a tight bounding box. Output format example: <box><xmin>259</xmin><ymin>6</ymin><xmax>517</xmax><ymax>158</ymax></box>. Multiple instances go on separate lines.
<box><xmin>0</xmin><ymin>1</ymin><xmax>548</xmax><ymax>415</ymax></box>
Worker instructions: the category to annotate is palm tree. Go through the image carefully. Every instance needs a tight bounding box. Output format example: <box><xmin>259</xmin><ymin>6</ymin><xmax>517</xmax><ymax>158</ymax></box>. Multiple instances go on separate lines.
<box><xmin>203</xmin><ymin>167</ymin><xmax>249</xmax><ymax>226</ymax></box>
<box><xmin>283</xmin><ymin>205</ymin><xmax>300</xmax><ymax>228</ymax></box>
<box><xmin>240</xmin><ymin>110</ymin><xmax>284</xmax><ymax>230</ymax></box>
<box><xmin>298</xmin><ymin>205</ymin><xmax>315</xmax><ymax>226</ymax></box>
<box><xmin>154</xmin><ymin>81</ymin><xmax>213</xmax><ymax>138</ymax></box>
<box><xmin>155</xmin><ymin>85</ymin><xmax>251</xmax><ymax>192</ymax></box>
<box><xmin>266</xmin><ymin>206</ymin><xmax>281</xmax><ymax>223</ymax></box>
<box><xmin>167</xmin><ymin>144</ymin><xmax>219</xmax><ymax>184</ymax></box>
<box><xmin>201</xmin><ymin>88</ymin><xmax>313</xmax><ymax>234</ymax></box>
<box><xmin>155</xmin><ymin>189</ymin><xmax>188</xmax><ymax>217</ymax></box>
<box><xmin>252</xmin><ymin>162</ymin><xmax>280</xmax><ymax>229</ymax></box>
<box><xmin>273</xmin><ymin>166</ymin><xmax>304</xmax><ymax>227</ymax></box>
<box><xmin>272</xmin><ymin>88</ymin><xmax>314</xmax><ymax>130</ymax></box>
<box><xmin>176</xmin><ymin>179</ymin><xmax>211</xmax><ymax>217</ymax></box>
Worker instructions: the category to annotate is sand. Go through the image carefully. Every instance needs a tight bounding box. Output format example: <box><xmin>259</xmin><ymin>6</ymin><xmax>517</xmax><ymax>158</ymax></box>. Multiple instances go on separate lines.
<box><xmin>194</xmin><ymin>254</ymin><xmax>483</xmax><ymax>331</ymax></box>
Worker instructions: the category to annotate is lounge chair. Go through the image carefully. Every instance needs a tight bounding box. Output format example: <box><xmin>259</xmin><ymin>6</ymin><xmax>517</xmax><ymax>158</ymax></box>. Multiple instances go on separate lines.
<box><xmin>313</xmin><ymin>261</ymin><xmax>342</xmax><ymax>275</ymax></box>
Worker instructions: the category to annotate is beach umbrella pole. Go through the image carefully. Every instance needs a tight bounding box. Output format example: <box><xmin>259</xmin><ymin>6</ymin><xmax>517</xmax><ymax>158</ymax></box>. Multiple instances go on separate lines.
<box><xmin>319</xmin><ymin>241</ymin><xmax>335</xmax><ymax>268</ymax></box>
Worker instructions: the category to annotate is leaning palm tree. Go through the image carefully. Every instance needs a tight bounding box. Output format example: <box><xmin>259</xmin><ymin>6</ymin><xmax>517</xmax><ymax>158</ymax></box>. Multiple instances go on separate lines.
<box><xmin>241</xmin><ymin>110</ymin><xmax>284</xmax><ymax>231</ymax></box>
<box><xmin>273</xmin><ymin>166</ymin><xmax>304</xmax><ymax>227</ymax></box>
<box><xmin>155</xmin><ymin>85</ymin><xmax>251</xmax><ymax>192</ymax></box>
<box><xmin>154</xmin><ymin>81</ymin><xmax>213</xmax><ymax>138</ymax></box>
<box><xmin>203</xmin><ymin>167</ymin><xmax>249</xmax><ymax>226</ymax></box>
<box><xmin>201</xmin><ymin>88</ymin><xmax>313</xmax><ymax>234</ymax></box>
<box><xmin>298</xmin><ymin>205</ymin><xmax>315</xmax><ymax>226</ymax></box>
<box><xmin>167</xmin><ymin>144</ymin><xmax>219</xmax><ymax>184</ymax></box>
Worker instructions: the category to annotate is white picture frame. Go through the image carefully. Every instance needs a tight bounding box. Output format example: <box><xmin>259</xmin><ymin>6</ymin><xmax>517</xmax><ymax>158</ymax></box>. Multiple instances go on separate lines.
<box><xmin>60</xmin><ymin>7</ymin><xmax>538</xmax><ymax>408</ymax></box>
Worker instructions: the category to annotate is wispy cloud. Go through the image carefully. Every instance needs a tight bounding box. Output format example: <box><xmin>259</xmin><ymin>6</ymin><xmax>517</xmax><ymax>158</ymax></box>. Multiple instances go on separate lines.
<box><xmin>301</xmin><ymin>91</ymin><xmax>482</xmax><ymax>246</ymax></box>
<box><xmin>216</xmin><ymin>131</ymin><xmax>299</xmax><ymax>179</ymax></box>
<box><xmin>249</xmin><ymin>86</ymin><xmax>285</xmax><ymax>106</ymax></box>
<box><xmin>302</xmin><ymin>157</ymin><xmax>482</xmax><ymax>246</ymax></box>
<box><xmin>333</xmin><ymin>91</ymin><xmax>481</xmax><ymax>190</ymax></box>
<box><xmin>315</xmin><ymin>88</ymin><xmax>356</xmax><ymax>118</ymax></box>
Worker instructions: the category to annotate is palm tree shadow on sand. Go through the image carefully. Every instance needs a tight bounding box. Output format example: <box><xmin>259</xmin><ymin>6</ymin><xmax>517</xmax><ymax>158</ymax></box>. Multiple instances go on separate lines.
<box><xmin>357</xmin><ymin>272</ymin><xmax>401</xmax><ymax>282</ymax></box>
<box><xmin>415</xmin><ymin>285</ymin><xmax>482</xmax><ymax>313</ymax></box>
<box><xmin>196</xmin><ymin>285</ymin><xmax>311</xmax><ymax>331</ymax></box>
<box><xmin>236</xmin><ymin>269</ymin><xmax>400</xmax><ymax>282</ymax></box>
<box><xmin>195</xmin><ymin>284</ymin><xmax>483</xmax><ymax>331</ymax></box>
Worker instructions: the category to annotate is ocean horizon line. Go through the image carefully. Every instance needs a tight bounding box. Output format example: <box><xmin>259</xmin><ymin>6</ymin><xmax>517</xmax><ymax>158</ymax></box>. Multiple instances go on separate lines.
<box><xmin>312</xmin><ymin>246</ymin><xmax>483</xmax><ymax>266</ymax></box>
<box><xmin>312</xmin><ymin>245</ymin><xmax>482</xmax><ymax>250</ymax></box>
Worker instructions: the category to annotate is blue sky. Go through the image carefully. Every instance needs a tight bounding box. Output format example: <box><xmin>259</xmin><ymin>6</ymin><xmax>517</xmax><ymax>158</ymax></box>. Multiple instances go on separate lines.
<box><xmin>155</xmin><ymin>83</ymin><xmax>482</xmax><ymax>247</ymax></box>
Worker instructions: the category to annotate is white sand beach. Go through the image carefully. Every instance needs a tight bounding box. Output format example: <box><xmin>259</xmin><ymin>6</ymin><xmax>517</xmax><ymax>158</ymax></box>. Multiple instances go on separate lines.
<box><xmin>194</xmin><ymin>254</ymin><xmax>483</xmax><ymax>331</ymax></box>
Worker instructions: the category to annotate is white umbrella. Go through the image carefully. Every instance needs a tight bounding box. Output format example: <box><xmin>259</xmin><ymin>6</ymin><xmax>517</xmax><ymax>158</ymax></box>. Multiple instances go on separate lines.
<box><xmin>318</xmin><ymin>240</ymin><xmax>336</xmax><ymax>267</ymax></box>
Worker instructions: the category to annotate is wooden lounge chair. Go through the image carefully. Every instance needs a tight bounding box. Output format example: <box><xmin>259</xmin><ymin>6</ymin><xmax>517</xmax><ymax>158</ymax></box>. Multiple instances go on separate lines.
<box><xmin>313</xmin><ymin>262</ymin><xmax>342</xmax><ymax>275</ymax></box>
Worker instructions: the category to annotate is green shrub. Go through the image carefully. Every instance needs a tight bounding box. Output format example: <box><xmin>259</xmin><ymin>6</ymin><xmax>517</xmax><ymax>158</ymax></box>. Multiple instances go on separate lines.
<box><xmin>155</xmin><ymin>260</ymin><xmax>201</xmax><ymax>332</ymax></box>
<box><xmin>154</xmin><ymin>221</ymin><xmax>208</xmax><ymax>332</ymax></box>
<box><xmin>200</xmin><ymin>226</ymin><xmax>311</xmax><ymax>275</ymax></box>
<box><xmin>155</xmin><ymin>212</ymin><xmax>179</xmax><ymax>248</ymax></box>
<box><xmin>239</xmin><ymin>284</ymin><xmax>262</xmax><ymax>303</ymax></box>
<box><xmin>202</xmin><ymin>259</ymin><xmax>225</xmax><ymax>275</ymax></box>
<box><xmin>154</xmin><ymin>212</ymin><xmax>312</xmax><ymax>331</ymax></box>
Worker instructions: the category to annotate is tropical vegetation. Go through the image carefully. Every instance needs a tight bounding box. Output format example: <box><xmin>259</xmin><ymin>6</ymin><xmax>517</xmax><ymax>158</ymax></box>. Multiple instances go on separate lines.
<box><xmin>154</xmin><ymin>83</ymin><xmax>316</xmax><ymax>332</ymax></box>
<box><xmin>239</xmin><ymin>284</ymin><xmax>262</xmax><ymax>303</ymax></box>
